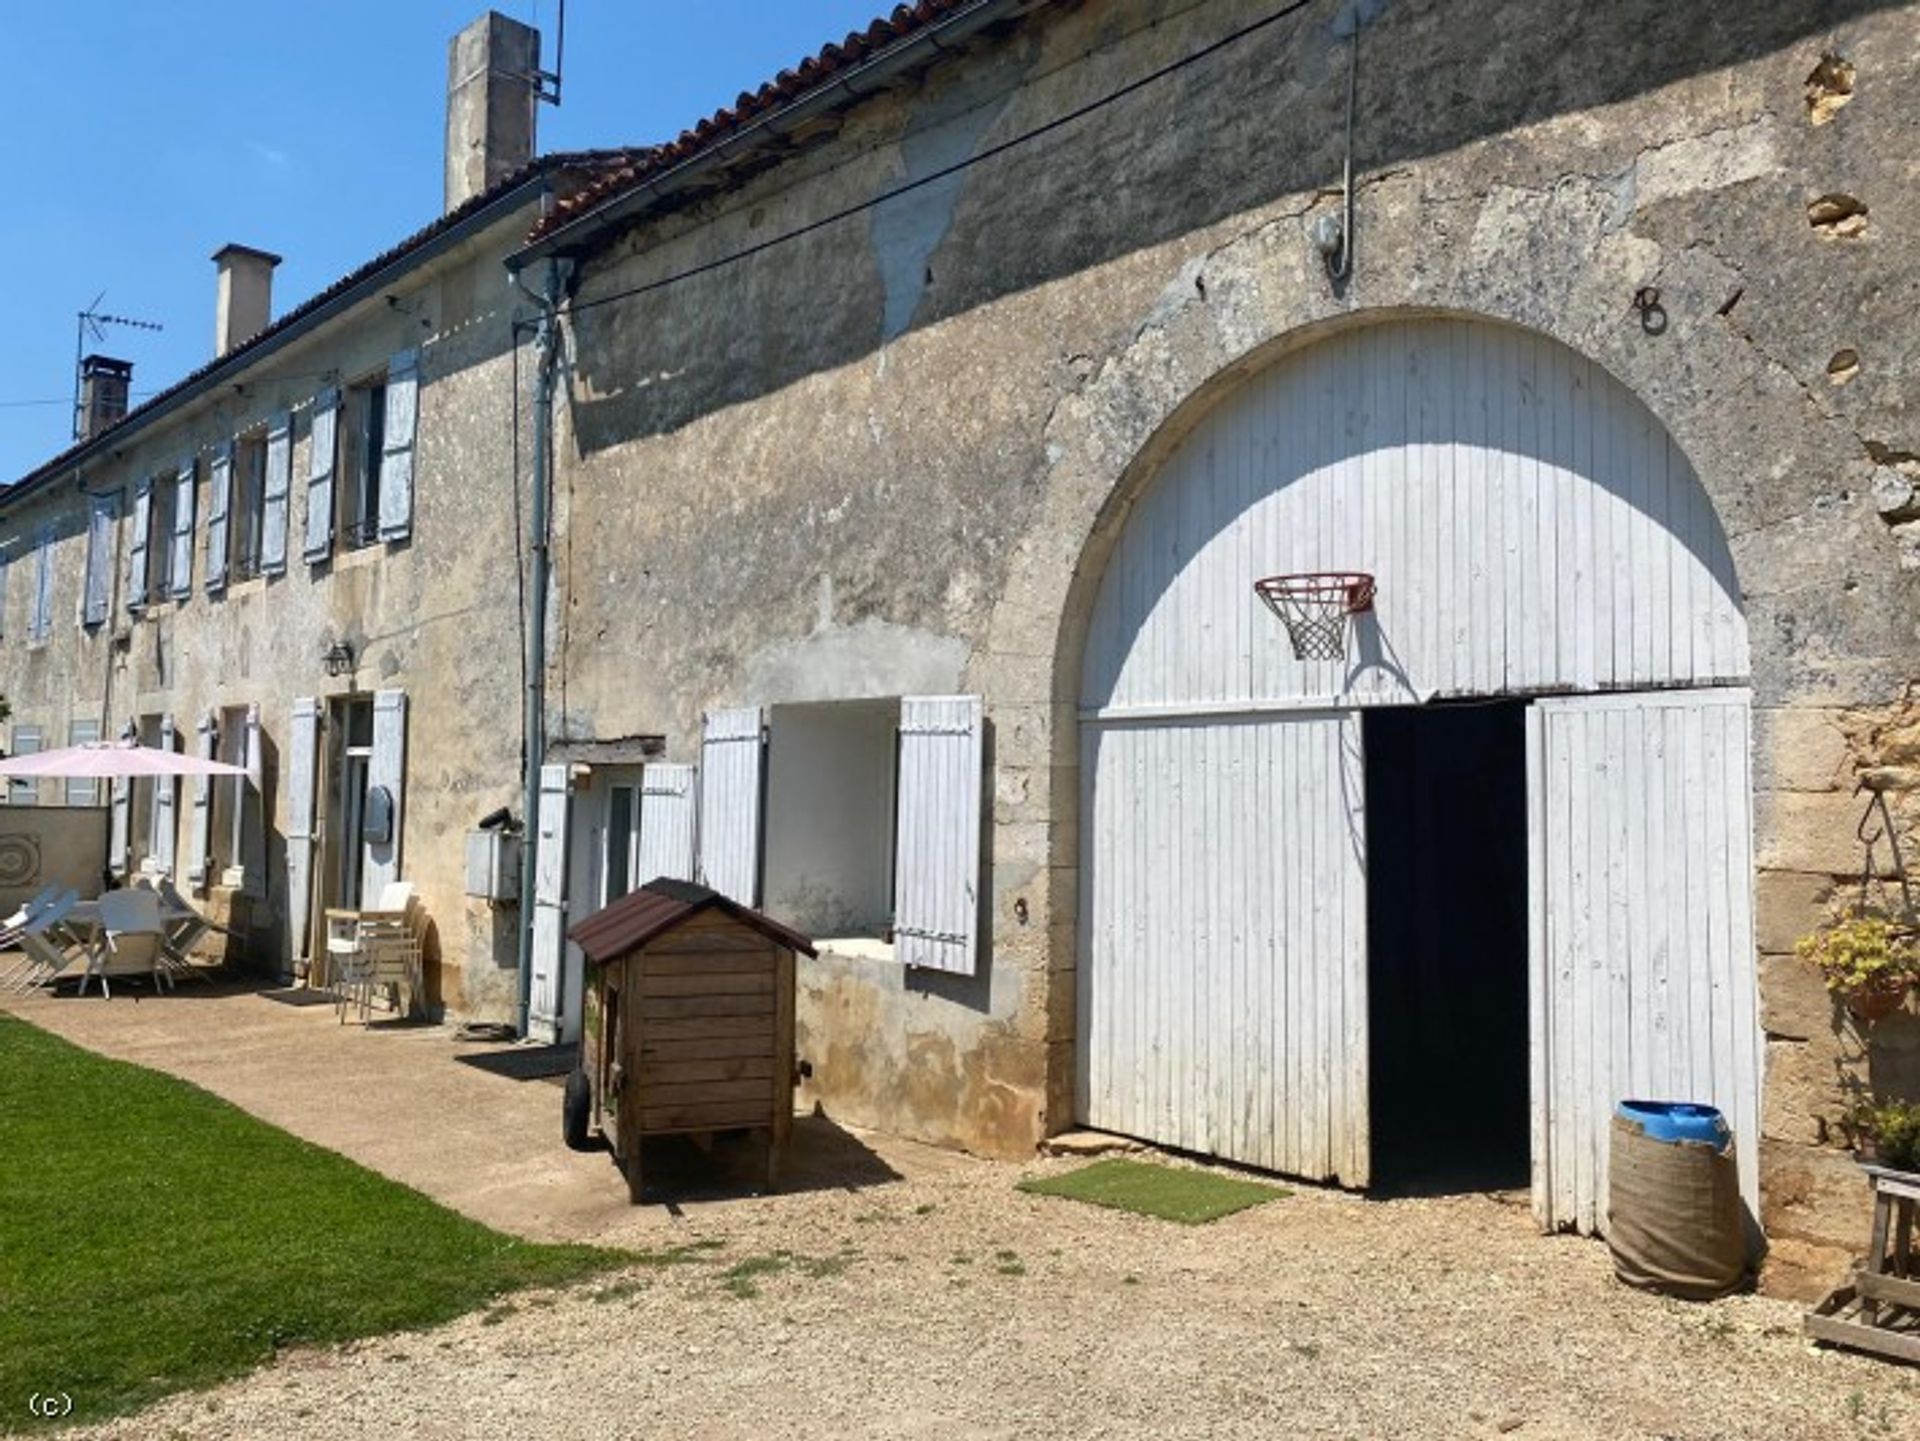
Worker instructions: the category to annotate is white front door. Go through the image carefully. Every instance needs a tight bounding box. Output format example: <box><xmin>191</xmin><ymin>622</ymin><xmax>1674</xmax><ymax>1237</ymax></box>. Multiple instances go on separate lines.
<box><xmin>1527</xmin><ymin>689</ymin><xmax>1761</xmax><ymax>1234</ymax></box>
<box><xmin>1078</xmin><ymin>710</ymin><xmax>1370</xmax><ymax>1185</ymax></box>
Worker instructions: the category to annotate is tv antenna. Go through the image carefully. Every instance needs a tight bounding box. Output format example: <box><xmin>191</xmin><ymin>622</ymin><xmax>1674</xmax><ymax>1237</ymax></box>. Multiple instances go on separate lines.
<box><xmin>73</xmin><ymin>292</ymin><xmax>163</xmax><ymax>440</ymax></box>
<box><xmin>530</xmin><ymin>0</ymin><xmax>565</xmax><ymax>106</ymax></box>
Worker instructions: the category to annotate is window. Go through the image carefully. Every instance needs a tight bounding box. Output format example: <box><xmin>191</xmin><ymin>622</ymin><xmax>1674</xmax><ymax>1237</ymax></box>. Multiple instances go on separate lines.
<box><xmin>131</xmin><ymin>714</ymin><xmax>170</xmax><ymax>872</ymax></box>
<box><xmin>146</xmin><ymin>472</ymin><xmax>176</xmax><ymax>601</ymax></box>
<box><xmin>82</xmin><ymin>493</ymin><xmax>115</xmax><ymax>626</ymax></box>
<box><xmin>339</xmin><ymin>375</ymin><xmax>387</xmax><ymax>550</ymax></box>
<box><xmin>231</xmin><ymin>434</ymin><xmax>267</xmax><ymax>580</ymax></box>
<box><xmin>210</xmin><ymin>704</ymin><xmax>262</xmax><ymax>887</ymax></box>
<box><xmin>28</xmin><ymin>525</ymin><xmax>54</xmax><ymax>646</ymax></box>
<box><xmin>7</xmin><ymin>725</ymin><xmax>43</xmax><ymax>806</ymax></box>
<box><xmin>66</xmin><ymin>719</ymin><xmax>101</xmax><ymax>806</ymax></box>
<box><xmin>604</xmin><ymin>781</ymin><xmax>638</xmax><ymax>906</ymax></box>
<box><xmin>762</xmin><ymin>700</ymin><xmax>900</xmax><ymax>948</ymax></box>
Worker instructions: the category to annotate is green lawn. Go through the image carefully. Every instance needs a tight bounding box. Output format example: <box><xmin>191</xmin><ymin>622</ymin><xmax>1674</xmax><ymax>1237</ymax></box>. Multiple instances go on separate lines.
<box><xmin>0</xmin><ymin>1013</ymin><xmax>623</xmax><ymax>1432</ymax></box>
<box><xmin>1018</xmin><ymin>1157</ymin><xmax>1289</xmax><ymax>1224</ymax></box>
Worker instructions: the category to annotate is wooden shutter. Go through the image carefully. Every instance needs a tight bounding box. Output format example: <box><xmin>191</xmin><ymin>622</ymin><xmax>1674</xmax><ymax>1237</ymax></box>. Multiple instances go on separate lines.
<box><xmin>697</xmin><ymin>707</ymin><xmax>765</xmax><ymax>904</ymax></box>
<box><xmin>30</xmin><ymin>524</ymin><xmax>54</xmax><ymax>643</ymax></box>
<box><xmin>239</xmin><ymin>703</ymin><xmax>265</xmax><ymax>892</ymax></box>
<box><xmin>126</xmin><ymin>479</ymin><xmax>152</xmax><ymax>610</ymax></box>
<box><xmin>636</xmin><ymin>762</ymin><xmax>697</xmax><ymax>885</ymax></box>
<box><xmin>205</xmin><ymin>442</ymin><xmax>233</xmax><ymax>594</ymax></box>
<box><xmin>286</xmin><ymin>698</ymin><xmax>321</xmax><ymax>961</ymax></box>
<box><xmin>109</xmin><ymin>722</ymin><xmax>134</xmax><ymax>878</ymax></box>
<box><xmin>260</xmin><ymin>412</ymin><xmax>292</xmax><ymax>576</ymax></box>
<box><xmin>529</xmin><ymin>762</ymin><xmax>571</xmax><ymax>1043</ymax></box>
<box><xmin>892</xmin><ymin>696</ymin><xmax>986</xmax><ymax>975</ymax></box>
<box><xmin>378</xmin><ymin>349</ymin><xmax>419</xmax><ymax>543</ymax></box>
<box><xmin>362</xmin><ymin>689</ymin><xmax>407</xmax><ymax>903</ymax></box>
<box><xmin>83</xmin><ymin>492</ymin><xmax>116</xmax><ymax>626</ymax></box>
<box><xmin>1527</xmin><ymin>690</ymin><xmax>1760</xmax><ymax>1236</ymax></box>
<box><xmin>169</xmin><ymin>459</ymin><xmax>196</xmax><ymax>599</ymax></box>
<box><xmin>187</xmin><ymin>711</ymin><xmax>217</xmax><ymax>889</ymax></box>
<box><xmin>304</xmin><ymin>390</ymin><xmax>338</xmax><ymax>562</ymax></box>
<box><xmin>152</xmin><ymin>713</ymin><xmax>179</xmax><ymax>875</ymax></box>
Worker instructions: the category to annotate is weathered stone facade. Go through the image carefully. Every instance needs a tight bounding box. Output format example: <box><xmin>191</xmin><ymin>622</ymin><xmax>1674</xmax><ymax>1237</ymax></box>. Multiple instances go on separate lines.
<box><xmin>538</xmin><ymin>0</ymin><xmax>1920</xmax><ymax>1291</ymax></box>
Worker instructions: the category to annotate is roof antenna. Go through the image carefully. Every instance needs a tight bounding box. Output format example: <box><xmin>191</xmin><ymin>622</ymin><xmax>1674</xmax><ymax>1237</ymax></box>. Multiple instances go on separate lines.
<box><xmin>531</xmin><ymin>0</ymin><xmax>565</xmax><ymax>107</ymax></box>
<box><xmin>72</xmin><ymin>293</ymin><xmax>163</xmax><ymax>441</ymax></box>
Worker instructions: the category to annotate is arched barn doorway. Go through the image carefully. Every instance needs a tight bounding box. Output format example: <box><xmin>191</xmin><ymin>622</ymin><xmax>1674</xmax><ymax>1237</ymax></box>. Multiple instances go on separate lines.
<box><xmin>1075</xmin><ymin>315</ymin><xmax>1760</xmax><ymax>1234</ymax></box>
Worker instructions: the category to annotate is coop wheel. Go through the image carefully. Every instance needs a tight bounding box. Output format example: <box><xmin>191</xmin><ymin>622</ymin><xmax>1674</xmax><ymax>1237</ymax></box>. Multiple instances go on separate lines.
<box><xmin>561</xmin><ymin>1067</ymin><xmax>593</xmax><ymax>1152</ymax></box>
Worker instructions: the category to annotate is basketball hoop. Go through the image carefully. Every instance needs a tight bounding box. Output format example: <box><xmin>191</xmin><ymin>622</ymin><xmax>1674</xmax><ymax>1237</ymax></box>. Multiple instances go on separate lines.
<box><xmin>1253</xmin><ymin>572</ymin><xmax>1375</xmax><ymax>661</ymax></box>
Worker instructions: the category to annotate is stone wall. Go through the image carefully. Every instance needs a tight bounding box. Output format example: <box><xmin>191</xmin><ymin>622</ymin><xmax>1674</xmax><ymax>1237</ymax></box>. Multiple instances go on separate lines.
<box><xmin>551</xmin><ymin>0</ymin><xmax>1920</xmax><ymax>1282</ymax></box>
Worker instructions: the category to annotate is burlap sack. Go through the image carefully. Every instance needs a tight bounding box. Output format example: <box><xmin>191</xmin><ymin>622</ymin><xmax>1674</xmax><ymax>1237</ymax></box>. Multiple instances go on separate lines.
<box><xmin>1608</xmin><ymin>1114</ymin><xmax>1748</xmax><ymax>1299</ymax></box>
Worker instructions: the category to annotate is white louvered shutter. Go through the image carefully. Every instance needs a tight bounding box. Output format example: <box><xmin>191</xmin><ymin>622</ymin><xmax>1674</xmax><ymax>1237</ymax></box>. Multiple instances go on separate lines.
<box><xmin>169</xmin><ymin>460</ymin><xmax>196</xmax><ymax>599</ymax></box>
<box><xmin>238</xmin><ymin>703</ymin><xmax>265</xmax><ymax>891</ymax></box>
<box><xmin>260</xmin><ymin>412</ymin><xmax>292</xmax><ymax>576</ymax></box>
<box><xmin>126</xmin><ymin>479</ymin><xmax>152</xmax><ymax>610</ymax></box>
<box><xmin>529</xmin><ymin>762</ymin><xmax>571</xmax><ymax>1043</ymax></box>
<box><xmin>697</xmin><ymin>707</ymin><xmax>765</xmax><ymax>904</ymax></box>
<box><xmin>893</xmin><ymin>695</ymin><xmax>986</xmax><ymax>974</ymax></box>
<box><xmin>286</xmin><ymin>698</ymin><xmax>321</xmax><ymax>961</ymax></box>
<box><xmin>83</xmin><ymin>493</ymin><xmax>116</xmax><ymax>626</ymax></box>
<box><xmin>205</xmin><ymin>442</ymin><xmax>232</xmax><ymax>593</ymax></box>
<box><xmin>305</xmin><ymin>390</ymin><xmax>338</xmax><ymax>563</ymax></box>
<box><xmin>637</xmin><ymin>763</ymin><xmax>698</xmax><ymax>886</ymax></box>
<box><xmin>109</xmin><ymin>722</ymin><xmax>134</xmax><ymax>878</ymax></box>
<box><xmin>31</xmin><ymin>525</ymin><xmax>54</xmax><ymax>643</ymax></box>
<box><xmin>187</xmin><ymin>712</ymin><xmax>217</xmax><ymax>889</ymax></box>
<box><xmin>378</xmin><ymin>349</ymin><xmax>418</xmax><ymax>543</ymax></box>
<box><xmin>152</xmin><ymin>713</ymin><xmax>179</xmax><ymax>876</ymax></box>
<box><xmin>361</xmin><ymin>689</ymin><xmax>407</xmax><ymax>903</ymax></box>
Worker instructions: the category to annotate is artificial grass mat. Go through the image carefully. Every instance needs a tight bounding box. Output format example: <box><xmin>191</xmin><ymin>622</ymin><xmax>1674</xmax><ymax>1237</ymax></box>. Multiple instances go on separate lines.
<box><xmin>1018</xmin><ymin>1157</ymin><xmax>1289</xmax><ymax>1224</ymax></box>
<box><xmin>0</xmin><ymin>1013</ymin><xmax>624</xmax><ymax>1431</ymax></box>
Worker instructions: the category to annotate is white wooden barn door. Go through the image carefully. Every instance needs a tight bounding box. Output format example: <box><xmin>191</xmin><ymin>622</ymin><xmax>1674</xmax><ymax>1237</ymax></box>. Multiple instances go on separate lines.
<box><xmin>1527</xmin><ymin>689</ymin><xmax>1760</xmax><ymax>1234</ymax></box>
<box><xmin>1079</xmin><ymin>711</ymin><xmax>1369</xmax><ymax>1185</ymax></box>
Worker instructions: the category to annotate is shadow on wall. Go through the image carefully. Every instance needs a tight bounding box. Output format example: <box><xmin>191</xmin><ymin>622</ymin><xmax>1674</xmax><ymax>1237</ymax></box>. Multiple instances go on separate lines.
<box><xmin>563</xmin><ymin>0</ymin><xmax>1896</xmax><ymax>454</ymax></box>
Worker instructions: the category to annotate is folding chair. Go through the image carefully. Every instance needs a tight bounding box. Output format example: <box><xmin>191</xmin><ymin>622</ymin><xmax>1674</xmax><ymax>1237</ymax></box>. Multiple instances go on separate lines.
<box><xmin>153</xmin><ymin>878</ymin><xmax>215</xmax><ymax>986</ymax></box>
<box><xmin>79</xmin><ymin>890</ymin><xmax>168</xmax><ymax>999</ymax></box>
<box><xmin>2</xmin><ymin>891</ymin><xmax>84</xmax><ymax>995</ymax></box>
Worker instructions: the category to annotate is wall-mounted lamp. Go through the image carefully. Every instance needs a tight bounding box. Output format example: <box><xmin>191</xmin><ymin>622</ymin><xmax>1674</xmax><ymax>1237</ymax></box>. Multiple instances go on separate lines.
<box><xmin>322</xmin><ymin>640</ymin><xmax>355</xmax><ymax>678</ymax></box>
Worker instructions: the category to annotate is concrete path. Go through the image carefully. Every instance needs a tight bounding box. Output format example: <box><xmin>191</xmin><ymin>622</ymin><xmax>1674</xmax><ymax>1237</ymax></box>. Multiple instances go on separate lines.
<box><xmin>0</xmin><ymin>978</ymin><xmax>964</xmax><ymax>1248</ymax></box>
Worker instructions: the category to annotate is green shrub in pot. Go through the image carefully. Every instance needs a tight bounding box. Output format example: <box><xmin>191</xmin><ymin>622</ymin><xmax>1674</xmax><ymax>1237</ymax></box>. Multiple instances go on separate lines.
<box><xmin>1797</xmin><ymin>916</ymin><xmax>1918</xmax><ymax>1021</ymax></box>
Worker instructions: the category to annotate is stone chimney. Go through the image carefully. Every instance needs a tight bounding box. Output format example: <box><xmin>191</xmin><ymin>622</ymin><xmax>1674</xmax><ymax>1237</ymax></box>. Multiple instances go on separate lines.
<box><xmin>78</xmin><ymin>355</ymin><xmax>133</xmax><ymax>440</ymax></box>
<box><xmin>212</xmin><ymin>244</ymin><xmax>282</xmax><ymax>356</ymax></box>
<box><xmin>445</xmin><ymin>12</ymin><xmax>539</xmax><ymax>214</ymax></box>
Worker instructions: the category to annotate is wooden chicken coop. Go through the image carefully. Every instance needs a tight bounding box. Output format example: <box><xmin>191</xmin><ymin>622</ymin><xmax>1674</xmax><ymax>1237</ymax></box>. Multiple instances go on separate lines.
<box><xmin>566</xmin><ymin>878</ymin><xmax>815</xmax><ymax>1202</ymax></box>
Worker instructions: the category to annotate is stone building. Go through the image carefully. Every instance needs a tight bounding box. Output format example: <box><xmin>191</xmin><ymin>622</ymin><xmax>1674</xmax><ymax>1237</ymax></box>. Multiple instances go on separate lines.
<box><xmin>0</xmin><ymin>14</ymin><xmax>631</xmax><ymax>1021</ymax></box>
<box><xmin>4</xmin><ymin>0</ymin><xmax>1915</xmax><ymax>1298</ymax></box>
<box><xmin>506</xmin><ymin>0</ymin><xmax>1918</xmax><ymax>1294</ymax></box>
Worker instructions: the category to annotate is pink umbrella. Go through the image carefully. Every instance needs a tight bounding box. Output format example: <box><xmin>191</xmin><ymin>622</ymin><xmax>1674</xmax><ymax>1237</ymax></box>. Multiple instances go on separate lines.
<box><xmin>0</xmin><ymin>740</ymin><xmax>247</xmax><ymax>779</ymax></box>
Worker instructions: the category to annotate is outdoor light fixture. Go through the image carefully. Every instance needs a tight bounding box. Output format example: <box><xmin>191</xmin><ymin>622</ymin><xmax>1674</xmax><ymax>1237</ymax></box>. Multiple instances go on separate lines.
<box><xmin>322</xmin><ymin>641</ymin><xmax>355</xmax><ymax>677</ymax></box>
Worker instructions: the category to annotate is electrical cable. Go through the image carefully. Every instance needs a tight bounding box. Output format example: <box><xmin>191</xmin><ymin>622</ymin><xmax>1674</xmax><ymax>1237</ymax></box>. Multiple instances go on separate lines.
<box><xmin>563</xmin><ymin>0</ymin><xmax>1321</xmax><ymax>319</ymax></box>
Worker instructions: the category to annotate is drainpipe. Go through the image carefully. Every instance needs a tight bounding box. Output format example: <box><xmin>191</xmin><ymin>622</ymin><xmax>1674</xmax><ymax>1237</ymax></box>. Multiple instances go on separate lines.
<box><xmin>511</xmin><ymin>256</ymin><xmax>570</xmax><ymax>1039</ymax></box>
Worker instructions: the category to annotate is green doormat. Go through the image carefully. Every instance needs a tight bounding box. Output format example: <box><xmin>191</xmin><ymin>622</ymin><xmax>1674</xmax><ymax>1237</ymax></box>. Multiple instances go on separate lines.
<box><xmin>1017</xmin><ymin>1157</ymin><xmax>1288</xmax><ymax>1224</ymax></box>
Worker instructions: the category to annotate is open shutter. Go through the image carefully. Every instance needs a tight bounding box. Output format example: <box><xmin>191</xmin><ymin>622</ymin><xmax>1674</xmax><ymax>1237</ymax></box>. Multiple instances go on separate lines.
<box><xmin>153</xmin><ymin>713</ymin><xmax>179</xmax><ymax>876</ymax></box>
<box><xmin>82</xmin><ymin>492</ymin><xmax>116</xmax><ymax>626</ymax></box>
<box><xmin>169</xmin><ymin>459</ymin><xmax>196</xmax><ymax>599</ymax></box>
<box><xmin>238</xmin><ymin>703</ymin><xmax>265</xmax><ymax>892</ymax></box>
<box><xmin>260</xmin><ymin>412</ymin><xmax>292</xmax><ymax>576</ymax></box>
<box><xmin>1527</xmin><ymin>689</ymin><xmax>1761</xmax><ymax>1236</ymax></box>
<box><xmin>286</xmin><ymin>698</ymin><xmax>321</xmax><ymax>962</ymax></box>
<box><xmin>109</xmin><ymin>722</ymin><xmax>134</xmax><ymax>878</ymax></box>
<box><xmin>362</xmin><ymin>689</ymin><xmax>407</xmax><ymax>903</ymax></box>
<box><xmin>187</xmin><ymin>711</ymin><xmax>217</xmax><ymax>889</ymax></box>
<box><xmin>892</xmin><ymin>696</ymin><xmax>986</xmax><ymax>975</ymax></box>
<box><xmin>31</xmin><ymin>525</ymin><xmax>55</xmax><ymax>643</ymax></box>
<box><xmin>378</xmin><ymin>349</ymin><xmax>419</xmax><ymax>542</ymax></box>
<box><xmin>205</xmin><ymin>442</ymin><xmax>232</xmax><ymax>594</ymax></box>
<box><xmin>636</xmin><ymin>763</ymin><xmax>697</xmax><ymax>885</ymax></box>
<box><xmin>529</xmin><ymin>762</ymin><xmax>571</xmax><ymax>1043</ymax></box>
<box><xmin>697</xmin><ymin>707</ymin><xmax>765</xmax><ymax>904</ymax></box>
<box><xmin>304</xmin><ymin>390</ymin><xmax>338</xmax><ymax>562</ymax></box>
<box><xmin>126</xmin><ymin>479</ymin><xmax>152</xmax><ymax>610</ymax></box>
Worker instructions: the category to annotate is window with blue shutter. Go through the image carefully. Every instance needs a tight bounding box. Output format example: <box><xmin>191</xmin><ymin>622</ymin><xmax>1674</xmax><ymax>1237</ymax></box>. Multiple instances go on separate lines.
<box><xmin>126</xmin><ymin>478</ymin><xmax>152</xmax><ymax>611</ymax></box>
<box><xmin>82</xmin><ymin>492</ymin><xmax>116</xmax><ymax>626</ymax></box>
<box><xmin>29</xmin><ymin>524</ymin><xmax>55</xmax><ymax>645</ymax></box>
<box><xmin>169</xmin><ymin>459</ymin><xmax>196</xmax><ymax>600</ymax></box>
<box><xmin>305</xmin><ymin>390</ymin><xmax>338</xmax><ymax>563</ymax></box>
<box><xmin>205</xmin><ymin>442</ymin><xmax>232</xmax><ymax>594</ymax></box>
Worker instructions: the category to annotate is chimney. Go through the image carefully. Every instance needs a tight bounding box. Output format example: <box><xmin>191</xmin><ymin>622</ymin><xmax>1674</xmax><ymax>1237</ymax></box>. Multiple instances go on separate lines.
<box><xmin>212</xmin><ymin>244</ymin><xmax>282</xmax><ymax>356</ymax></box>
<box><xmin>445</xmin><ymin>12</ymin><xmax>539</xmax><ymax>213</ymax></box>
<box><xmin>78</xmin><ymin>355</ymin><xmax>133</xmax><ymax>440</ymax></box>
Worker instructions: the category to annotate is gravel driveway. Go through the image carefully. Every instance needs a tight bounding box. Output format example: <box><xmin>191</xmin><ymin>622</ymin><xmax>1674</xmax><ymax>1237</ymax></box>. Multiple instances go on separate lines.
<box><xmin>62</xmin><ymin>1144</ymin><xmax>1918</xmax><ymax>1441</ymax></box>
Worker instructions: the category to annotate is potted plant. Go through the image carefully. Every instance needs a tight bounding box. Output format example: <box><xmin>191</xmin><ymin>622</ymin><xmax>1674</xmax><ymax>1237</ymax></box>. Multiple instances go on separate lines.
<box><xmin>1848</xmin><ymin>1095</ymin><xmax>1920</xmax><ymax>1178</ymax></box>
<box><xmin>1797</xmin><ymin>915</ymin><xmax>1918</xmax><ymax>1022</ymax></box>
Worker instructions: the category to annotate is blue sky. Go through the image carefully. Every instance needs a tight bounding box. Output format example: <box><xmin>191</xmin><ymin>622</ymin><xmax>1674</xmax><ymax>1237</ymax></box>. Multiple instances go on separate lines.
<box><xmin>0</xmin><ymin>1</ymin><xmax>891</xmax><ymax>480</ymax></box>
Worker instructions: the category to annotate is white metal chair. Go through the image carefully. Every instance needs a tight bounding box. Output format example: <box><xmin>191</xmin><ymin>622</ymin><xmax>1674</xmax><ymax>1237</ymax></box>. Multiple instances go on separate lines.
<box><xmin>153</xmin><ymin>878</ymin><xmax>215</xmax><ymax>986</ymax></box>
<box><xmin>79</xmin><ymin>889</ymin><xmax>168</xmax><ymax>999</ymax></box>
<box><xmin>1</xmin><ymin>891</ymin><xmax>83</xmax><ymax>995</ymax></box>
<box><xmin>326</xmin><ymin>883</ymin><xmax>421</xmax><ymax>1023</ymax></box>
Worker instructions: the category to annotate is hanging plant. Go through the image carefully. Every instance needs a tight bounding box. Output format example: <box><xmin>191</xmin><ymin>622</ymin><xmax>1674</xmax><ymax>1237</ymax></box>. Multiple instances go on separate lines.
<box><xmin>1797</xmin><ymin>915</ymin><xmax>1918</xmax><ymax>1021</ymax></box>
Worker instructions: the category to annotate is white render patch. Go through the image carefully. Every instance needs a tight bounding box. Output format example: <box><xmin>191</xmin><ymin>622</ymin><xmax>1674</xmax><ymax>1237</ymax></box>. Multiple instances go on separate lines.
<box><xmin>1633</xmin><ymin>119</ymin><xmax>1780</xmax><ymax>209</ymax></box>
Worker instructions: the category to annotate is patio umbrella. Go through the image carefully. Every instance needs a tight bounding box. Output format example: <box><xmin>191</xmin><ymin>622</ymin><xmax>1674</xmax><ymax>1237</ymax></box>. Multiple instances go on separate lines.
<box><xmin>0</xmin><ymin>740</ymin><xmax>247</xmax><ymax>779</ymax></box>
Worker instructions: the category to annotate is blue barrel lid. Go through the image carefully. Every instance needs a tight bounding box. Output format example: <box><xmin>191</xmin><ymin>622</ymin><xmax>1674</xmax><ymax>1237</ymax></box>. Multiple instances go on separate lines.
<box><xmin>1616</xmin><ymin>1100</ymin><xmax>1732</xmax><ymax>1151</ymax></box>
